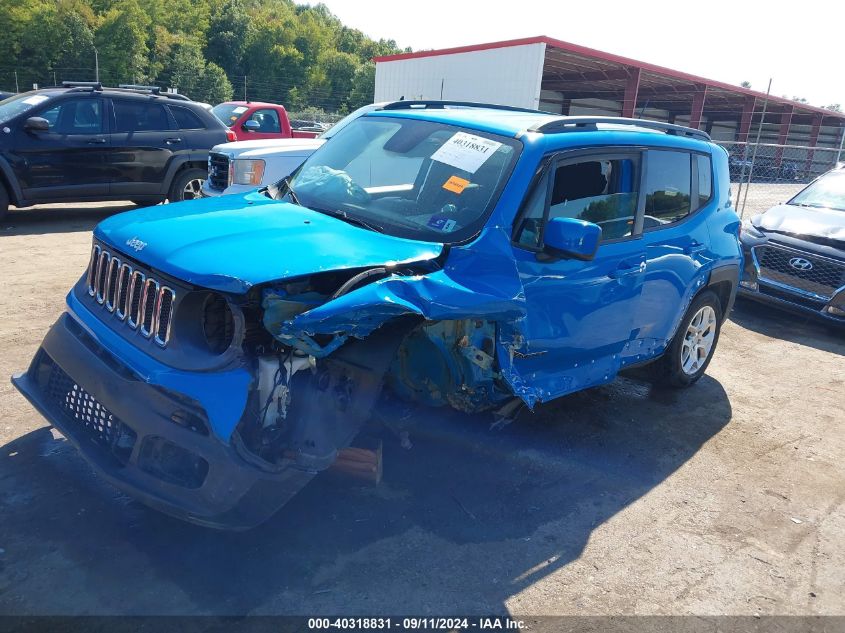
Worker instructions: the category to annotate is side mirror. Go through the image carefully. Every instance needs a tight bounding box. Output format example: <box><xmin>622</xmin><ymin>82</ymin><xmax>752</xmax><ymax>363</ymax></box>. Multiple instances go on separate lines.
<box><xmin>24</xmin><ymin>117</ymin><xmax>49</xmax><ymax>132</ymax></box>
<box><xmin>542</xmin><ymin>217</ymin><xmax>602</xmax><ymax>261</ymax></box>
<box><xmin>243</xmin><ymin>120</ymin><xmax>260</xmax><ymax>132</ymax></box>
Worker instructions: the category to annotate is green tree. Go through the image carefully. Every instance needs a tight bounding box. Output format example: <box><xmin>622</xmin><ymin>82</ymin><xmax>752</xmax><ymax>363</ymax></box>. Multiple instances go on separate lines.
<box><xmin>206</xmin><ymin>0</ymin><xmax>251</xmax><ymax>76</ymax></box>
<box><xmin>347</xmin><ymin>61</ymin><xmax>375</xmax><ymax>109</ymax></box>
<box><xmin>94</xmin><ymin>0</ymin><xmax>151</xmax><ymax>84</ymax></box>
<box><xmin>197</xmin><ymin>62</ymin><xmax>234</xmax><ymax>104</ymax></box>
<box><xmin>14</xmin><ymin>1</ymin><xmax>96</xmax><ymax>83</ymax></box>
<box><xmin>307</xmin><ymin>49</ymin><xmax>357</xmax><ymax>111</ymax></box>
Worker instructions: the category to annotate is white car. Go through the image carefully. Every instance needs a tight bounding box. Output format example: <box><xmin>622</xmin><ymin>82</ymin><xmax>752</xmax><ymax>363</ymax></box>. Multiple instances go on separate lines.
<box><xmin>202</xmin><ymin>103</ymin><xmax>390</xmax><ymax>197</ymax></box>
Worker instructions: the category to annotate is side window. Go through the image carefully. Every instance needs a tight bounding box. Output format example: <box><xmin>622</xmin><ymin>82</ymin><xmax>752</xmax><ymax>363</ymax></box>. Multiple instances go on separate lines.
<box><xmin>644</xmin><ymin>150</ymin><xmax>692</xmax><ymax>227</ymax></box>
<box><xmin>549</xmin><ymin>156</ymin><xmax>640</xmax><ymax>241</ymax></box>
<box><xmin>514</xmin><ymin>171</ymin><xmax>549</xmax><ymax>249</ymax></box>
<box><xmin>170</xmin><ymin>106</ymin><xmax>205</xmax><ymax>130</ymax></box>
<box><xmin>247</xmin><ymin>108</ymin><xmax>281</xmax><ymax>133</ymax></box>
<box><xmin>697</xmin><ymin>154</ymin><xmax>713</xmax><ymax>207</ymax></box>
<box><xmin>37</xmin><ymin>99</ymin><xmax>102</xmax><ymax>134</ymax></box>
<box><xmin>113</xmin><ymin>101</ymin><xmax>171</xmax><ymax>133</ymax></box>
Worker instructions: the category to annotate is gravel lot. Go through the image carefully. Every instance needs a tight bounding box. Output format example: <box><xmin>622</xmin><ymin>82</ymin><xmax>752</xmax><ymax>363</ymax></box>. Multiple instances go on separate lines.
<box><xmin>0</xmin><ymin>203</ymin><xmax>843</xmax><ymax>617</ymax></box>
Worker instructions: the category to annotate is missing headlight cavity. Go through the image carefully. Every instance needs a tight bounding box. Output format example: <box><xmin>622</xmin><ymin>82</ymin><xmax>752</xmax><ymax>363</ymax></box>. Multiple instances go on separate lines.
<box><xmin>202</xmin><ymin>292</ymin><xmax>235</xmax><ymax>354</ymax></box>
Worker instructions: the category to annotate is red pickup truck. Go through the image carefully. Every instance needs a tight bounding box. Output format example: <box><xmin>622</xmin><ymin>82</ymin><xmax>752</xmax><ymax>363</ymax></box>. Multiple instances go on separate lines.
<box><xmin>211</xmin><ymin>101</ymin><xmax>322</xmax><ymax>141</ymax></box>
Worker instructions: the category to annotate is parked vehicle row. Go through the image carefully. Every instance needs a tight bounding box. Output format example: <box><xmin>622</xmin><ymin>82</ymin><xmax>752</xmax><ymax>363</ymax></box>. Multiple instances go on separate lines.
<box><xmin>728</xmin><ymin>152</ymin><xmax>804</xmax><ymax>183</ymax></box>
<box><xmin>13</xmin><ymin>103</ymin><xmax>743</xmax><ymax>529</ymax></box>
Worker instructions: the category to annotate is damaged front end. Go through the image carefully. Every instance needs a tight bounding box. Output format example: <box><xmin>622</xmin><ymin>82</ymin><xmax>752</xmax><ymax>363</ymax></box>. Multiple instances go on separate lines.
<box><xmin>235</xmin><ymin>229</ymin><xmax>541</xmax><ymax>481</ymax></box>
<box><xmin>234</xmin><ymin>250</ymin><xmax>520</xmax><ymax>476</ymax></box>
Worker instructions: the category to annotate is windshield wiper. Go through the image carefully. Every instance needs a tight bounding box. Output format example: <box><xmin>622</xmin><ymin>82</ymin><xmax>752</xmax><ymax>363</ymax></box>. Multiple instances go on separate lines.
<box><xmin>281</xmin><ymin>177</ymin><xmax>301</xmax><ymax>206</ymax></box>
<box><xmin>266</xmin><ymin>177</ymin><xmax>302</xmax><ymax>205</ymax></box>
<box><xmin>311</xmin><ymin>206</ymin><xmax>385</xmax><ymax>233</ymax></box>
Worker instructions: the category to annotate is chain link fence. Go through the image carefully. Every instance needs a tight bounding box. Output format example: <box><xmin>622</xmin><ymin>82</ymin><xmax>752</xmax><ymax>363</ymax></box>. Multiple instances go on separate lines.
<box><xmin>717</xmin><ymin>141</ymin><xmax>844</xmax><ymax>218</ymax></box>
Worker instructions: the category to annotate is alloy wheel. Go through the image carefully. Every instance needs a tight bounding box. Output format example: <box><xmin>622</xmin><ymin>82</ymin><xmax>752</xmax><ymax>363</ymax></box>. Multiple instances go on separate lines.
<box><xmin>182</xmin><ymin>178</ymin><xmax>204</xmax><ymax>200</ymax></box>
<box><xmin>680</xmin><ymin>305</ymin><xmax>717</xmax><ymax>376</ymax></box>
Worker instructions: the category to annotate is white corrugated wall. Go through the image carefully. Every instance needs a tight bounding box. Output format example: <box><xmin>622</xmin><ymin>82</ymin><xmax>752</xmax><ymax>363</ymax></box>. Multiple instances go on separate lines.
<box><xmin>374</xmin><ymin>43</ymin><xmax>547</xmax><ymax>110</ymax></box>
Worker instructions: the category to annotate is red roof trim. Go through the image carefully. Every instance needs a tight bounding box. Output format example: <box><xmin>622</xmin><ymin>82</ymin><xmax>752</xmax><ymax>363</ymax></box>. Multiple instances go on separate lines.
<box><xmin>374</xmin><ymin>35</ymin><xmax>843</xmax><ymax>120</ymax></box>
<box><xmin>373</xmin><ymin>36</ymin><xmax>548</xmax><ymax>62</ymax></box>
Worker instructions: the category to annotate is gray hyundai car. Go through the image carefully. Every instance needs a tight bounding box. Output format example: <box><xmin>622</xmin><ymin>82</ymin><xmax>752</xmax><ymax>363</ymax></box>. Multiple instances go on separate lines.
<box><xmin>738</xmin><ymin>164</ymin><xmax>845</xmax><ymax>324</ymax></box>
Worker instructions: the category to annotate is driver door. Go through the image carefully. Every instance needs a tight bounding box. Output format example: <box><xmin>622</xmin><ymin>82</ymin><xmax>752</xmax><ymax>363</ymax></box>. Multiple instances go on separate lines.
<box><xmin>505</xmin><ymin>149</ymin><xmax>647</xmax><ymax>402</ymax></box>
<box><xmin>12</xmin><ymin>96</ymin><xmax>109</xmax><ymax>199</ymax></box>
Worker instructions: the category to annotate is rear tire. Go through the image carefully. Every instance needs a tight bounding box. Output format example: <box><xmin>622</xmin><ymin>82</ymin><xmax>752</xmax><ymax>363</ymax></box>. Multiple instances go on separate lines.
<box><xmin>649</xmin><ymin>290</ymin><xmax>723</xmax><ymax>388</ymax></box>
<box><xmin>167</xmin><ymin>168</ymin><xmax>207</xmax><ymax>203</ymax></box>
<box><xmin>0</xmin><ymin>184</ymin><xmax>8</xmax><ymax>223</ymax></box>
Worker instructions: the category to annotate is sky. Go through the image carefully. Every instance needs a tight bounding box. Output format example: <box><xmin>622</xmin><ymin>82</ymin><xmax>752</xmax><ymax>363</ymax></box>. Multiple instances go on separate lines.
<box><xmin>320</xmin><ymin>0</ymin><xmax>844</xmax><ymax>108</ymax></box>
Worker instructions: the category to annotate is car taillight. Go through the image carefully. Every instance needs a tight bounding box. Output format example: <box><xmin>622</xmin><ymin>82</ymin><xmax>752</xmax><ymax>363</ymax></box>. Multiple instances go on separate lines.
<box><xmin>225</xmin><ymin>129</ymin><xmax>237</xmax><ymax>142</ymax></box>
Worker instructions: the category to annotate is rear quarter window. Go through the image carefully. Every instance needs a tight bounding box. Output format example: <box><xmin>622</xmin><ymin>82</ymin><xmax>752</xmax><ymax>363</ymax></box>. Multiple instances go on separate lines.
<box><xmin>170</xmin><ymin>106</ymin><xmax>205</xmax><ymax>130</ymax></box>
<box><xmin>644</xmin><ymin>150</ymin><xmax>692</xmax><ymax>227</ymax></box>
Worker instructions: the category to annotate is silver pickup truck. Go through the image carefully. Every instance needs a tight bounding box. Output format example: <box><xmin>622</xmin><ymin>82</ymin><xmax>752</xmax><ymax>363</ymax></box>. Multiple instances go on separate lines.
<box><xmin>202</xmin><ymin>103</ymin><xmax>388</xmax><ymax>197</ymax></box>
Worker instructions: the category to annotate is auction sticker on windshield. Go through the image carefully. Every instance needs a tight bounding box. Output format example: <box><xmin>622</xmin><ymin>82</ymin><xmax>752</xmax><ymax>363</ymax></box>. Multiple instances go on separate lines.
<box><xmin>431</xmin><ymin>131</ymin><xmax>502</xmax><ymax>174</ymax></box>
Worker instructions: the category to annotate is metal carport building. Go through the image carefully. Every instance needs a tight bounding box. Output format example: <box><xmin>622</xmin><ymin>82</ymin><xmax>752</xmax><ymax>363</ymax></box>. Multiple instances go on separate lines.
<box><xmin>374</xmin><ymin>35</ymin><xmax>845</xmax><ymax>152</ymax></box>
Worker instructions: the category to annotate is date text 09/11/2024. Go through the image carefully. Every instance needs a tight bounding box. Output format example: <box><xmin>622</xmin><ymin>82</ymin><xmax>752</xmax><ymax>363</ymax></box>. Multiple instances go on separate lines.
<box><xmin>307</xmin><ymin>617</ymin><xmax>526</xmax><ymax>630</ymax></box>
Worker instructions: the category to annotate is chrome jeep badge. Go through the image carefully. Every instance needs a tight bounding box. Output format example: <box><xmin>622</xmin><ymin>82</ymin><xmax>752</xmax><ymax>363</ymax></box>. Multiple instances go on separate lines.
<box><xmin>125</xmin><ymin>237</ymin><xmax>147</xmax><ymax>252</ymax></box>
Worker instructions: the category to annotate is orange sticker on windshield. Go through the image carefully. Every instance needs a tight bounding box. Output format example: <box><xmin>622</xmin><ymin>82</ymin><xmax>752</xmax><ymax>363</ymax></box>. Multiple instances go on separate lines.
<box><xmin>442</xmin><ymin>175</ymin><xmax>470</xmax><ymax>194</ymax></box>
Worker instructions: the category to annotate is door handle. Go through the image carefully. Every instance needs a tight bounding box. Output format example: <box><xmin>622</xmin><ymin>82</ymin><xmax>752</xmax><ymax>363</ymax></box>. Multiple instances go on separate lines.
<box><xmin>684</xmin><ymin>241</ymin><xmax>707</xmax><ymax>255</ymax></box>
<box><xmin>164</xmin><ymin>137</ymin><xmax>182</xmax><ymax>144</ymax></box>
<box><xmin>609</xmin><ymin>261</ymin><xmax>646</xmax><ymax>279</ymax></box>
<box><xmin>87</xmin><ymin>138</ymin><xmax>106</xmax><ymax>144</ymax></box>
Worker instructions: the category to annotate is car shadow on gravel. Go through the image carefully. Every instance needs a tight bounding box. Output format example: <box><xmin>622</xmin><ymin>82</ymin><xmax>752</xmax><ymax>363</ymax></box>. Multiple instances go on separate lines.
<box><xmin>0</xmin><ymin>375</ymin><xmax>731</xmax><ymax>615</ymax></box>
<box><xmin>2</xmin><ymin>204</ymin><xmax>137</xmax><ymax>236</ymax></box>
<box><xmin>729</xmin><ymin>299</ymin><xmax>844</xmax><ymax>356</ymax></box>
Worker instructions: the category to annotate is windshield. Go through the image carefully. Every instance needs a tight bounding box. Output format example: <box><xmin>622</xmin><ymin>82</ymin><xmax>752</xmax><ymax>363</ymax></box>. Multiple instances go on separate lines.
<box><xmin>319</xmin><ymin>103</ymin><xmax>382</xmax><ymax>140</ymax></box>
<box><xmin>0</xmin><ymin>92</ymin><xmax>51</xmax><ymax>124</ymax></box>
<box><xmin>790</xmin><ymin>170</ymin><xmax>845</xmax><ymax>212</ymax></box>
<box><xmin>279</xmin><ymin>116</ymin><xmax>521</xmax><ymax>242</ymax></box>
<box><xmin>211</xmin><ymin>103</ymin><xmax>248</xmax><ymax>126</ymax></box>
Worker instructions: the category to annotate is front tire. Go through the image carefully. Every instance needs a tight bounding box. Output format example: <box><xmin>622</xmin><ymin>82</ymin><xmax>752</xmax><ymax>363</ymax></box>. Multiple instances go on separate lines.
<box><xmin>650</xmin><ymin>290</ymin><xmax>723</xmax><ymax>388</ymax></box>
<box><xmin>168</xmin><ymin>168</ymin><xmax>207</xmax><ymax>203</ymax></box>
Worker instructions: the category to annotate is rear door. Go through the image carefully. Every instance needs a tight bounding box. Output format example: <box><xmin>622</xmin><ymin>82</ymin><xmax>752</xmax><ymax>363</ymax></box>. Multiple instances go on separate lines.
<box><xmin>633</xmin><ymin>150</ymin><xmax>716</xmax><ymax>347</ymax></box>
<box><xmin>108</xmin><ymin>98</ymin><xmax>180</xmax><ymax>197</ymax></box>
<box><xmin>12</xmin><ymin>95</ymin><xmax>109</xmax><ymax>199</ymax></box>
<box><xmin>506</xmin><ymin>149</ymin><xmax>647</xmax><ymax>401</ymax></box>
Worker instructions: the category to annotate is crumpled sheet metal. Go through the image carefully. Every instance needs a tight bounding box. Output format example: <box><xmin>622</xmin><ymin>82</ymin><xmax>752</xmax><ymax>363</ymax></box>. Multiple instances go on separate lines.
<box><xmin>278</xmin><ymin>229</ymin><xmax>525</xmax><ymax>335</ymax></box>
<box><xmin>265</xmin><ymin>228</ymin><xmax>545</xmax><ymax>408</ymax></box>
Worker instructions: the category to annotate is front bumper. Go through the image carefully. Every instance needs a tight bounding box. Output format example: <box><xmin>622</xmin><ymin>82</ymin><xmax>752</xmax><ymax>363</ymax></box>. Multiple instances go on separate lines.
<box><xmin>738</xmin><ymin>239</ymin><xmax>845</xmax><ymax>326</ymax></box>
<box><xmin>12</xmin><ymin>312</ymin><xmax>314</xmax><ymax>530</ymax></box>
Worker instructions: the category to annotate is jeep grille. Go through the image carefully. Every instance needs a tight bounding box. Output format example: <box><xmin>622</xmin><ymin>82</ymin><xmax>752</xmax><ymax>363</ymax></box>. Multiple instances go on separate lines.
<box><xmin>86</xmin><ymin>244</ymin><xmax>175</xmax><ymax>347</ymax></box>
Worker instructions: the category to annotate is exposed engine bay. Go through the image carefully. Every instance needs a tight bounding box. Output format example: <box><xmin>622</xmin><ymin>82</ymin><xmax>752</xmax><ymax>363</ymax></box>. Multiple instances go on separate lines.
<box><xmin>234</xmin><ymin>264</ymin><xmax>515</xmax><ymax>472</ymax></box>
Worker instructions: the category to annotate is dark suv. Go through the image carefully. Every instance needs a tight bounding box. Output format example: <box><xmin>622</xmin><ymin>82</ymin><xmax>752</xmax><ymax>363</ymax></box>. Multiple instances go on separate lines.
<box><xmin>0</xmin><ymin>82</ymin><xmax>230</xmax><ymax>221</ymax></box>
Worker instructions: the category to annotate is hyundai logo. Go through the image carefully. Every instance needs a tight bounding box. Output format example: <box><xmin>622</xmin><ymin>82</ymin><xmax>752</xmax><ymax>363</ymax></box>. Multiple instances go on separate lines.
<box><xmin>788</xmin><ymin>257</ymin><xmax>813</xmax><ymax>271</ymax></box>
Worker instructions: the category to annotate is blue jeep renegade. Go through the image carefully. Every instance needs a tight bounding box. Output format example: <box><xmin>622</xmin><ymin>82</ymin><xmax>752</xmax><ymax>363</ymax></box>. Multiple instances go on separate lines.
<box><xmin>13</xmin><ymin>102</ymin><xmax>742</xmax><ymax>529</ymax></box>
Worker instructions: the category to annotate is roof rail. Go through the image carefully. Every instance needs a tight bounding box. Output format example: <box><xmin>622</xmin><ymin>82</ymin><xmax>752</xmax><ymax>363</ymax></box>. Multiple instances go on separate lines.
<box><xmin>61</xmin><ymin>81</ymin><xmax>102</xmax><ymax>91</ymax></box>
<box><xmin>383</xmin><ymin>100</ymin><xmax>548</xmax><ymax>115</ymax></box>
<box><xmin>528</xmin><ymin>116</ymin><xmax>711</xmax><ymax>141</ymax></box>
<box><xmin>118</xmin><ymin>84</ymin><xmax>161</xmax><ymax>95</ymax></box>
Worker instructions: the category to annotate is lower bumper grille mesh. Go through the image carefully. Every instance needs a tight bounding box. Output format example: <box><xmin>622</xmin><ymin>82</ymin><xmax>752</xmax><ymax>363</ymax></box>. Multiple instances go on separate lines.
<box><xmin>42</xmin><ymin>355</ymin><xmax>136</xmax><ymax>464</ymax></box>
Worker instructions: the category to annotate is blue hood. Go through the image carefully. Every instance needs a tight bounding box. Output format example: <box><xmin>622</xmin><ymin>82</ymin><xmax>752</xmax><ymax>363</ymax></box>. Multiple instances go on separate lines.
<box><xmin>94</xmin><ymin>192</ymin><xmax>444</xmax><ymax>294</ymax></box>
